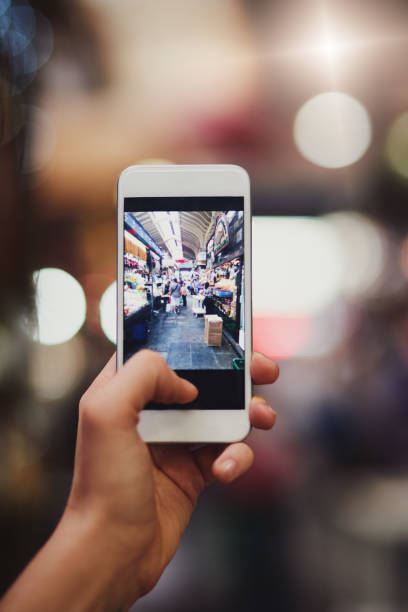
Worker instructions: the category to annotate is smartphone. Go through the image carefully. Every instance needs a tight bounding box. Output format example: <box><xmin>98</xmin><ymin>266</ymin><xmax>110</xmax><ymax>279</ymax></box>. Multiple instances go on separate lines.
<box><xmin>117</xmin><ymin>164</ymin><xmax>251</xmax><ymax>443</ymax></box>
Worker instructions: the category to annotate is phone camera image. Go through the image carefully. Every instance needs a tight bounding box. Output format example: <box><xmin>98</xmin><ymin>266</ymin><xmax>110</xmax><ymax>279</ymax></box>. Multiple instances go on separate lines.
<box><xmin>122</xmin><ymin>196</ymin><xmax>246</xmax><ymax>410</ymax></box>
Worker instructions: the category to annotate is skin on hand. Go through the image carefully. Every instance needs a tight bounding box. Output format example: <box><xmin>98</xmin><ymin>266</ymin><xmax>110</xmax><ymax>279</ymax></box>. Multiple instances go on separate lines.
<box><xmin>67</xmin><ymin>350</ymin><xmax>278</xmax><ymax>606</ymax></box>
<box><xmin>0</xmin><ymin>350</ymin><xmax>278</xmax><ymax>612</ymax></box>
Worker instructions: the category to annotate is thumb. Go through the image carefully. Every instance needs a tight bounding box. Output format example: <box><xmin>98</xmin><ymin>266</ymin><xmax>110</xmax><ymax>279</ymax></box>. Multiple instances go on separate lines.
<box><xmin>98</xmin><ymin>350</ymin><xmax>198</xmax><ymax>426</ymax></box>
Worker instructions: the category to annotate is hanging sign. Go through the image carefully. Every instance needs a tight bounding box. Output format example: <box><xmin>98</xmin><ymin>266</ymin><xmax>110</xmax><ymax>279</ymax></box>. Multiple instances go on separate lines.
<box><xmin>213</xmin><ymin>215</ymin><xmax>229</xmax><ymax>255</ymax></box>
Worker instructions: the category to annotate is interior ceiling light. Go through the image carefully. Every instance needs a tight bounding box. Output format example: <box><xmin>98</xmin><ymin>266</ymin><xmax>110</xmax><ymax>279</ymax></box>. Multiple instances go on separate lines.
<box><xmin>151</xmin><ymin>211</ymin><xmax>183</xmax><ymax>260</ymax></box>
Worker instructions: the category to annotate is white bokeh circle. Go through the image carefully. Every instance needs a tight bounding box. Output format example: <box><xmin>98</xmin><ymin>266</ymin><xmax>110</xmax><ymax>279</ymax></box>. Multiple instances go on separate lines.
<box><xmin>294</xmin><ymin>92</ymin><xmax>372</xmax><ymax>168</ymax></box>
<box><xmin>100</xmin><ymin>281</ymin><xmax>117</xmax><ymax>344</ymax></box>
<box><xmin>33</xmin><ymin>268</ymin><xmax>86</xmax><ymax>345</ymax></box>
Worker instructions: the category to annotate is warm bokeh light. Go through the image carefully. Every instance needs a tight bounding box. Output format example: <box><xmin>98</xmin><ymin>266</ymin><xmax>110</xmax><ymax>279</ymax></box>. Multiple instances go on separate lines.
<box><xmin>385</xmin><ymin>111</ymin><xmax>408</xmax><ymax>181</ymax></box>
<box><xmin>252</xmin><ymin>216</ymin><xmax>343</xmax><ymax>316</ymax></box>
<box><xmin>32</xmin><ymin>268</ymin><xmax>86</xmax><ymax>346</ymax></box>
<box><xmin>293</xmin><ymin>92</ymin><xmax>372</xmax><ymax>168</ymax></box>
<box><xmin>99</xmin><ymin>281</ymin><xmax>116</xmax><ymax>344</ymax></box>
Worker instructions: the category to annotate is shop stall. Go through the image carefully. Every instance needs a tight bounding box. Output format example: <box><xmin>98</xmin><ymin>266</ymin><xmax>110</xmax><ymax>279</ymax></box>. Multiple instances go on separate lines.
<box><xmin>205</xmin><ymin>211</ymin><xmax>244</xmax><ymax>348</ymax></box>
<box><xmin>124</xmin><ymin>215</ymin><xmax>162</xmax><ymax>349</ymax></box>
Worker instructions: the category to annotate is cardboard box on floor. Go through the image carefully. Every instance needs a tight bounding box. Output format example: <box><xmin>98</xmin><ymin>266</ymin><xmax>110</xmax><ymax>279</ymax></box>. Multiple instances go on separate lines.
<box><xmin>204</xmin><ymin>315</ymin><xmax>223</xmax><ymax>346</ymax></box>
<box><xmin>206</xmin><ymin>335</ymin><xmax>222</xmax><ymax>347</ymax></box>
<box><xmin>204</xmin><ymin>315</ymin><xmax>223</xmax><ymax>332</ymax></box>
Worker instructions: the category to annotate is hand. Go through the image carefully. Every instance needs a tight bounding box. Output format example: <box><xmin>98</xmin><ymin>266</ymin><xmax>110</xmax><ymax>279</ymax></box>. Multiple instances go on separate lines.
<box><xmin>64</xmin><ymin>350</ymin><xmax>279</xmax><ymax>609</ymax></box>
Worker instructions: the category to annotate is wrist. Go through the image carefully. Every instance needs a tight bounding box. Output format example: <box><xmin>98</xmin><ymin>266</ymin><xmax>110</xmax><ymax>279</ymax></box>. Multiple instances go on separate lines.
<box><xmin>53</xmin><ymin>509</ymin><xmax>143</xmax><ymax>611</ymax></box>
<box><xmin>0</xmin><ymin>508</ymin><xmax>143</xmax><ymax>612</ymax></box>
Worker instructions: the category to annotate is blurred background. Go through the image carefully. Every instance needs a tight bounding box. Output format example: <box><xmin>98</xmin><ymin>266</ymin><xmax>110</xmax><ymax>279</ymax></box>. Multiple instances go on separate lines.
<box><xmin>2</xmin><ymin>0</ymin><xmax>408</xmax><ymax>610</ymax></box>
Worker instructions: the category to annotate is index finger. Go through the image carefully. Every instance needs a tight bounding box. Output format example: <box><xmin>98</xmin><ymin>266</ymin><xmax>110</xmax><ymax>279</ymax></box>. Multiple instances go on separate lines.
<box><xmin>103</xmin><ymin>349</ymin><xmax>197</xmax><ymax>415</ymax></box>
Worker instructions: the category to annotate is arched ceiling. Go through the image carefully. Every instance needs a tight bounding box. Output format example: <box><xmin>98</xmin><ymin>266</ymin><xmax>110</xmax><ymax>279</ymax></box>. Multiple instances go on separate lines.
<box><xmin>129</xmin><ymin>211</ymin><xmax>218</xmax><ymax>259</ymax></box>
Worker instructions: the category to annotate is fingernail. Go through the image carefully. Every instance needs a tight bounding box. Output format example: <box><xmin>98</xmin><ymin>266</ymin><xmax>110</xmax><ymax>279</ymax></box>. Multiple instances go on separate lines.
<box><xmin>252</xmin><ymin>395</ymin><xmax>267</xmax><ymax>404</ymax></box>
<box><xmin>221</xmin><ymin>459</ymin><xmax>237</xmax><ymax>479</ymax></box>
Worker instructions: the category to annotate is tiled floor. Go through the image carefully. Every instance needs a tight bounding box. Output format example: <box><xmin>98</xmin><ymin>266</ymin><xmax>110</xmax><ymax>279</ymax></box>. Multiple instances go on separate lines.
<box><xmin>146</xmin><ymin>296</ymin><xmax>239</xmax><ymax>369</ymax></box>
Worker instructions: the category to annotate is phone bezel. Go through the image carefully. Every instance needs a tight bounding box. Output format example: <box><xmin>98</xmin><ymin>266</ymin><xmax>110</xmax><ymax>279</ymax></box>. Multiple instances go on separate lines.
<box><xmin>117</xmin><ymin>164</ymin><xmax>252</xmax><ymax>443</ymax></box>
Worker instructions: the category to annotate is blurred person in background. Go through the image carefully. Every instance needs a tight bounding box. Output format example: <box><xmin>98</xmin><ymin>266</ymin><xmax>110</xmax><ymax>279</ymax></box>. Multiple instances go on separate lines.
<box><xmin>181</xmin><ymin>283</ymin><xmax>187</xmax><ymax>308</ymax></box>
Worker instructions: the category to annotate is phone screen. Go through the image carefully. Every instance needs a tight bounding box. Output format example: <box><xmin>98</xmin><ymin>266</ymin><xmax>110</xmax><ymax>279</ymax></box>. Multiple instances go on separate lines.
<box><xmin>123</xmin><ymin>196</ymin><xmax>245</xmax><ymax>410</ymax></box>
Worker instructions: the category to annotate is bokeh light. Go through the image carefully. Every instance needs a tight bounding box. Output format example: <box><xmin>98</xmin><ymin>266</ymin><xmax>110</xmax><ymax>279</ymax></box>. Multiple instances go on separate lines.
<box><xmin>32</xmin><ymin>268</ymin><xmax>86</xmax><ymax>346</ymax></box>
<box><xmin>294</xmin><ymin>92</ymin><xmax>372</xmax><ymax>168</ymax></box>
<box><xmin>0</xmin><ymin>3</ymin><xmax>36</xmax><ymax>56</ymax></box>
<box><xmin>0</xmin><ymin>3</ymin><xmax>53</xmax><ymax>95</ymax></box>
<box><xmin>385</xmin><ymin>111</ymin><xmax>408</xmax><ymax>181</ymax></box>
<box><xmin>99</xmin><ymin>281</ymin><xmax>116</xmax><ymax>344</ymax></box>
<box><xmin>0</xmin><ymin>0</ymin><xmax>11</xmax><ymax>18</ymax></box>
<box><xmin>325</xmin><ymin>211</ymin><xmax>387</xmax><ymax>299</ymax></box>
<box><xmin>8</xmin><ymin>40</ymin><xmax>38</xmax><ymax>93</ymax></box>
<box><xmin>252</xmin><ymin>216</ymin><xmax>344</xmax><ymax>317</ymax></box>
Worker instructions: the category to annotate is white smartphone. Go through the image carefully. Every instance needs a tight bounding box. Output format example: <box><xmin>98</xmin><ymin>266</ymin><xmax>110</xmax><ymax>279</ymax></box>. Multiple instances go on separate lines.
<box><xmin>117</xmin><ymin>164</ymin><xmax>251</xmax><ymax>443</ymax></box>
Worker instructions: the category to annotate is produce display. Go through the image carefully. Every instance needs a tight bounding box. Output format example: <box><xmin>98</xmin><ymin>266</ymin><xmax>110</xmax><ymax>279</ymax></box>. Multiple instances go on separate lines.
<box><xmin>124</xmin><ymin>269</ymin><xmax>148</xmax><ymax>316</ymax></box>
<box><xmin>214</xmin><ymin>278</ymin><xmax>235</xmax><ymax>292</ymax></box>
<box><xmin>212</xmin><ymin>277</ymin><xmax>237</xmax><ymax>319</ymax></box>
<box><xmin>124</xmin><ymin>270</ymin><xmax>145</xmax><ymax>287</ymax></box>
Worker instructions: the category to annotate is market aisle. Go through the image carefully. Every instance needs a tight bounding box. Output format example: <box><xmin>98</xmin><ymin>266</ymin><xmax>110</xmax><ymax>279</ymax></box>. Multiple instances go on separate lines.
<box><xmin>147</xmin><ymin>296</ymin><xmax>238</xmax><ymax>369</ymax></box>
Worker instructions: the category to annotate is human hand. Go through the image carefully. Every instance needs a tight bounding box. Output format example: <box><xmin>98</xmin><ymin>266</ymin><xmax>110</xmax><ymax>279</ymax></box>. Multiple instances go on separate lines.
<box><xmin>65</xmin><ymin>350</ymin><xmax>278</xmax><ymax>609</ymax></box>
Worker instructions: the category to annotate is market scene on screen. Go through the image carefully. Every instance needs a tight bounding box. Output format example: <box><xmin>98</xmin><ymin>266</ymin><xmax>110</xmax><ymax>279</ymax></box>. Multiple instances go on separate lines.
<box><xmin>123</xmin><ymin>210</ymin><xmax>245</xmax><ymax>370</ymax></box>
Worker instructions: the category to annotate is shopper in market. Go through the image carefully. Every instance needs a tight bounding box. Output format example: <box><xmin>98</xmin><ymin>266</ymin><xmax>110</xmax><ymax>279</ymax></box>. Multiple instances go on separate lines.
<box><xmin>169</xmin><ymin>276</ymin><xmax>181</xmax><ymax>313</ymax></box>
<box><xmin>203</xmin><ymin>281</ymin><xmax>213</xmax><ymax>313</ymax></box>
<box><xmin>0</xmin><ymin>350</ymin><xmax>279</xmax><ymax>612</ymax></box>
<box><xmin>193</xmin><ymin>278</ymin><xmax>200</xmax><ymax>294</ymax></box>
<box><xmin>181</xmin><ymin>282</ymin><xmax>188</xmax><ymax>308</ymax></box>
